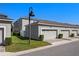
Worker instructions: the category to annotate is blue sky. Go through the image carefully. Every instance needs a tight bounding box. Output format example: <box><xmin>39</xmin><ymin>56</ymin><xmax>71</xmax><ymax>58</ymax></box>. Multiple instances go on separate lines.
<box><xmin>0</xmin><ymin>3</ymin><xmax>79</xmax><ymax>24</ymax></box>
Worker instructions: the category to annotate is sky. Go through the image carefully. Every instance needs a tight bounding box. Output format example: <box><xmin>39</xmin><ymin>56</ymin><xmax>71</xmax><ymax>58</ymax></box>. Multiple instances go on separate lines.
<box><xmin>0</xmin><ymin>3</ymin><xmax>79</xmax><ymax>24</ymax></box>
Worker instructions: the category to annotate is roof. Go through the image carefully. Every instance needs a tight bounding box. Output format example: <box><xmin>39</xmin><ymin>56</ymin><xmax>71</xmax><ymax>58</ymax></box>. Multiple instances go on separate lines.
<box><xmin>19</xmin><ymin>17</ymin><xmax>37</xmax><ymax>20</ymax></box>
<box><xmin>19</xmin><ymin>17</ymin><xmax>79</xmax><ymax>28</ymax></box>
<box><xmin>31</xmin><ymin>19</ymin><xmax>79</xmax><ymax>28</ymax></box>
<box><xmin>0</xmin><ymin>13</ymin><xmax>13</xmax><ymax>20</ymax></box>
<box><xmin>0</xmin><ymin>13</ymin><xmax>7</xmax><ymax>16</ymax></box>
<box><xmin>0</xmin><ymin>13</ymin><xmax>12</xmax><ymax>23</ymax></box>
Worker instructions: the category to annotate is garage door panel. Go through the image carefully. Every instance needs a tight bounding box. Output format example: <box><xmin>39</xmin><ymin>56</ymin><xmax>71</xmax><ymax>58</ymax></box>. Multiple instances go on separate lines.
<box><xmin>72</xmin><ymin>31</ymin><xmax>77</xmax><ymax>36</ymax></box>
<box><xmin>61</xmin><ymin>30</ymin><xmax>69</xmax><ymax>38</ymax></box>
<box><xmin>42</xmin><ymin>30</ymin><xmax>57</xmax><ymax>40</ymax></box>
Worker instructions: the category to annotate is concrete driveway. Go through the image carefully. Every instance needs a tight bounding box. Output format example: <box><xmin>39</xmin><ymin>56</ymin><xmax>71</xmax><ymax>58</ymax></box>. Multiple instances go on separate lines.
<box><xmin>45</xmin><ymin>37</ymin><xmax>79</xmax><ymax>44</ymax></box>
<box><xmin>45</xmin><ymin>39</ymin><xmax>64</xmax><ymax>44</ymax></box>
<box><xmin>45</xmin><ymin>38</ymin><xmax>71</xmax><ymax>44</ymax></box>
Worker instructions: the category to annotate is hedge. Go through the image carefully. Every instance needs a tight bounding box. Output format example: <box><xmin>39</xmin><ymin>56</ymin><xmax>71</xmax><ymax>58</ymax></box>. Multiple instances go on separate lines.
<box><xmin>58</xmin><ymin>34</ymin><xmax>63</xmax><ymax>38</ymax></box>
<box><xmin>39</xmin><ymin>35</ymin><xmax>44</xmax><ymax>41</ymax></box>
<box><xmin>77</xmin><ymin>34</ymin><xmax>79</xmax><ymax>36</ymax></box>
<box><xmin>5</xmin><ymin>37</ymin><xmax>12</xmax><ymax>46</ymax></box>
<box><xmin>13</xmin><ymin>32</ymin><xmax>20</xmax><ymax>36</ymax></box>
<box><xmin>70</xmin><ymin>33</ymin><xmax>74</xmax><ymax>37</ymax></box>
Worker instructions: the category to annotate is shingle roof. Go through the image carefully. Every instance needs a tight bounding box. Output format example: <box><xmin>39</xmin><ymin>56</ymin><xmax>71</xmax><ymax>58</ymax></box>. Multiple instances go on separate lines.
<box><xmin>0</xmin><ymin>13</ymin><xmax>12</xmax><ymax>20</ymax></box>
<box><xmin>31</xmin><ymin>18</ymin><xmax>79</xmax><ymax>28</ymax></box>
<box><xmin>20</xmin><ymin>17</ymin><xmax>79</xmax><ymax>28</ymax></box>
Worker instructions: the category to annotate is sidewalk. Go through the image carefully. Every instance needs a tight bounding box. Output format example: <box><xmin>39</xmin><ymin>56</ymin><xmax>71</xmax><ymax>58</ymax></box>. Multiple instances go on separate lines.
<box><xmin>0</xmin><ymin>46</ymin><xmax>5</xmax><ymax>52</ymax></box>
<box><xmin>0</xmin><ymin>52</ymin><xmax>13</xmax><ymax>56</ymax></box>
<box><xmin>0</xmin><ymin>38</ymin><xmax>79</xmax><ymax>56</ymax></box>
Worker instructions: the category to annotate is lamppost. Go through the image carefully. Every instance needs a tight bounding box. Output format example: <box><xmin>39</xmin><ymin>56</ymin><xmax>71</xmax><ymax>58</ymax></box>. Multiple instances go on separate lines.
<box><xmin>28</xmin><ymin>7</ymin><xmax>35</xmax><ymax>45</ymax></box>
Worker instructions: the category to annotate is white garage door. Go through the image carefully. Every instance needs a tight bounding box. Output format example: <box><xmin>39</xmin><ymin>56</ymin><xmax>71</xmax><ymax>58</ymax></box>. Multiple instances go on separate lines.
<box><xmin>0</xmin><ymin>29</ymin><xmax>3</xmax><ymax>45</ymax></box>
<box><xmin>61</xmin><ymin>30</ymin><xmax>69</xmax><ymax>38</ymax></box>
<box><xmin>72</xmin><ymin>31</ymin><xmax>77</xmax><ymax>37</ymax></box>
<box><xmin>42</xmin><ymin>30</ymin><xmax>57</xmax><ymax>40</ymax></box>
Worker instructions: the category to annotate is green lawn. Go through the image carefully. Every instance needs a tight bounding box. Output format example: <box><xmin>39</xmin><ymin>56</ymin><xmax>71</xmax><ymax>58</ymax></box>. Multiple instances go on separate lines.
<box><xmin>5</xmin><ymin>35</ymin><xmax>50</xmax><ymax>52</ymax></box>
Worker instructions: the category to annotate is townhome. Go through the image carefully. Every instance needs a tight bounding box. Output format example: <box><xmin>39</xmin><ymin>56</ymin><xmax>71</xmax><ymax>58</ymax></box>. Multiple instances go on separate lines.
<box><xmin>13</xmin><ymin>17</ymin><xmax>37</xmax><ymax>37</ymax></box>
<box><xmin>0</xmin><ymin>14</ymin><xmax>12</xmax><ymax>45</ymax></box>
<box><xmin>13</xmin><ymin>17</ymin><xmax>79</xmax><ymax>41</ymax></box>
<box><xmin>29</xmin><ymin>20</ymin><xmax>79</xmax><ymax>41</ymax></box>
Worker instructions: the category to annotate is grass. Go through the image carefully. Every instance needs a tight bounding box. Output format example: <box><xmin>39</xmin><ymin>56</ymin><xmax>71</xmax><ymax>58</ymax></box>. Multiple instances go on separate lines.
<box><xmin>5</xmin><ymin>35</ymin><xmax>50</xmax><ymax>52</ymax></box>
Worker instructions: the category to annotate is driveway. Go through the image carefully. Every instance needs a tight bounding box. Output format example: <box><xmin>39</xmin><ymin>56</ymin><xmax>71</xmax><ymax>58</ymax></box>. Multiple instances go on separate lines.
<box><xmin>45</xmin><ymin>38</ymin><xmax>71</xmax><ymax>44</ymax></box>
<box><xmin>0</xmin><ymin>46</ymin><xmax>5</xmax><ymax>52</ymax></box>
<box><xmin>20</xmin><ymin>40</ymin><xmax>79</xmax><ymax>56</ymax></box>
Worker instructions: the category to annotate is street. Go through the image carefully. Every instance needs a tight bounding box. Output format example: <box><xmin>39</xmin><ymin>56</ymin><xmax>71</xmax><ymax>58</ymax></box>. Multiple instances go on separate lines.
<box><xmin>20</xmin><ymin>40</ymin><xmax>79</xmax><ymax>56</ymax></box>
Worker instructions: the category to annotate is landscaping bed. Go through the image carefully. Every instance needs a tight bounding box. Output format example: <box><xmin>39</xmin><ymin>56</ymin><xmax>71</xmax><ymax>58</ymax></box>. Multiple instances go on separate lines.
<box><xmin>5</xmin><ymin>35</ymin><xmax>50</xmax><ymax>52</ymax></box>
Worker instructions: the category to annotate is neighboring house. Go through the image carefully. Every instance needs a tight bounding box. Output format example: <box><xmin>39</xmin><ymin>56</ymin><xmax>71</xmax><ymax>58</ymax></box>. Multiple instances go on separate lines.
<box><xmin>0</xmin><ymin>14</ymin><xmax>12</xmax><ymax>45</ymax></box>
<box><xmin>13</xmin><ymin>17</ymin><xmax>37</xmax><ymax>37</ymax></box>
<box><xmin>14</xmin><ymin>17</ymin><xmax>79</xmax><ymax>41</ymax></box>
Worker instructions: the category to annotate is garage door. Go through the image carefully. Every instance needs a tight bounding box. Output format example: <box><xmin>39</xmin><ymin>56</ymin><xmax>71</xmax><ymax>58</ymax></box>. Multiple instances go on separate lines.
<box><xmin>72</xmin><ymin>30</ymin><xmax>77</xmax><ymax>37</ymax></box>
<box><xmin>61</xmin><ymin>30</ymin><xmax>70</xmax><ymax>38</ymax></box>
<box><xmin>0</xmin><ymin>29</ymin><xmax>4</xmax><ymax>45</ymax></box>
<box><xmin>42</xmin><ymin>30</ymin><xmax>57</xmax><ymax>40</ymax></box>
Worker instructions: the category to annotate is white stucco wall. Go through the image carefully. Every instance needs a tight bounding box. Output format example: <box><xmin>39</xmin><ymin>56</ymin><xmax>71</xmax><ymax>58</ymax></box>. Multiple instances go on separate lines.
<box><xmin>22</xmin><ymin>19</ymin><xmax>34</xmax><ymax>30</ymax></box>
<box><xmin>38</xmin><ymin>25</ymin><xmax>79</xmax><ymax>38</ymax></box>
<box><xmin>0</xmin><ymin>23</ymin><xmax>11</xmax><ymax>37</ymax></box>
<box><xmin>26</xmin><ymin>24</ymin><xmax>79</xmax><ymax>40</ymax></box>
<box><xmin>21</xmin><ymin>19</ymin><xmax>37</xmax><ymax>37</ymax></box>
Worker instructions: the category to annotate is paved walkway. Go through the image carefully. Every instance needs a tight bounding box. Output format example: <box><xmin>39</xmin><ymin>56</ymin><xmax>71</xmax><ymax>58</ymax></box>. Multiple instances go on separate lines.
<box><xmin>0</xmin><ymin>46</ymin><xmax>13</xmax><ymax>56</ymax></box>
<box><xmin>0</xmin><ymin>46</ymin><xmax>5</xmax><ymax>52</ymax></box>
<box><xmin>0</xmin><ymin>52</ymin><xmax>13</xmax><ymax>56</ymax></box>
<box><xmin>0</xmin><ymin>46</ymin><xmax>6</xmax><ymax>56</ymax></box>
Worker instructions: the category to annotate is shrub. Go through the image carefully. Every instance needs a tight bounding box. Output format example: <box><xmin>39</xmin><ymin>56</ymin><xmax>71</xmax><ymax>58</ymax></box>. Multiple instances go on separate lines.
<box><xmin>58</xmin><ymin>34</ymin><xmax>63</xmax><ymax>38</ymax></box>
<box><xmin>70</xmin><ymin>33</ymin><xmax>74</xmax><ymax>37</ymax></box>
<box><xmin>39</xmin><ymin>35</ymin><xmax>44</xmax><ymax>41</ymax></box>
<box><xmin>5</xmin><ymin>37</ymin><xmax>12</xmax><ymax>46</ymax></box>
<box><xmin>77</xmin><ymin>34</ymin><xmax>79</xmax><ymax>36</ymax></box>
<box><xmin>13</xmin><ymin>32</ymin><xmax>20</xmax><ymax>36</ymax></box>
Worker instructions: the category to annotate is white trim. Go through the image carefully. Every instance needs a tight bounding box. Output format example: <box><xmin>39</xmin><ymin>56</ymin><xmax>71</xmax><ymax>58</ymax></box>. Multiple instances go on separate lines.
<box><xmin>0</xmin><ymin>19</ymin><xmax>12</xmax><ymax>22</ymax></box>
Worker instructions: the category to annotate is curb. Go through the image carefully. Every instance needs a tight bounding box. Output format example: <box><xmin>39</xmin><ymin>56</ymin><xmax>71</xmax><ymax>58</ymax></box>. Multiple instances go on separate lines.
<box><xmin>10</xmin><ymin>45</ymin><xmax>53</xmax><ymax>56</ymax></box>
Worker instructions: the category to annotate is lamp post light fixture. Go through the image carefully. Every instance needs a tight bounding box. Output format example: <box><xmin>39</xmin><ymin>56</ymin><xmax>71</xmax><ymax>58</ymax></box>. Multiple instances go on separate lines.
<box><xmin>28</xmin><ymin>7</ymin><xmax>35</xmax><ymax>45</ymax></box>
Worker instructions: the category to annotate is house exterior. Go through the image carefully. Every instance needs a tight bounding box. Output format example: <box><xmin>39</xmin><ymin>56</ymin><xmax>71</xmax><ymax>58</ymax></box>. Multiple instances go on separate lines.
<box><xmin>13</xmin><ymin>17</ymin><xmax>37</xmax><ymax>37</ymax></box>
<box><xmin>13</xmin><ymin>17</ymin><xmax>79</xmax><ymax>41</ymax></box>
<box><xmin>29</xmin><ymin>21</ymin><xmax>79</xmax><ymax>41</ymax></box>
<box><xmin>0</xmin><ymin>14</ymin><xmax>12</xmax><ymax>45</ymax></box>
